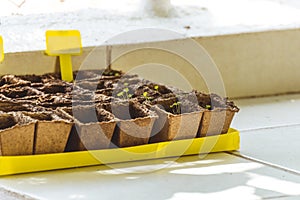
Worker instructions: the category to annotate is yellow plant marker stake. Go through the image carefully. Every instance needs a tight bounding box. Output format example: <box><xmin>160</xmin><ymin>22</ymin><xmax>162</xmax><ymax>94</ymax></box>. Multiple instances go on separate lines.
<box><xmin>0</xmin><ymin>36</ymin><xmax>4</xmax><ymax>62</ymax></box>
<box><xmin>45</xmin><ymin>30</ymin><xmax>82</xmax><ymax>82</ymax></box>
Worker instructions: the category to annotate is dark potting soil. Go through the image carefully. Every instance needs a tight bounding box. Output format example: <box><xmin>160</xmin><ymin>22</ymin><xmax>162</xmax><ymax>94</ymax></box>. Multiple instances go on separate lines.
<box><xmin>73</xmin><ymin>70</ymin><xmax>105</xmax><ymax>80</ymax></box>
<box><xmin>0</xmin><ymin>75</ymin><xmax>29</xmax><ymax>87</ymax></box>
<box><xmin>74</xmin><ymin>79</ymin><xmax>110</xmax><ymax>91</ymax></box>
<box><xmin>0</xmin><ymin>87</ymin><xmax>41</xmax><ymax>99</ymax></box>
<box><xmin>101</xmin><ymin>69</ymin><xmax>123</xmax><ymax>79</ymax></box>
<box><xmin>0</xmin><ymin>113</ymin><xmax>17</xmax><ymax>130</ymax></box>
<box><xmin>104</xmin><ymin>100</ymin><xmax>149</xmax><ymax>120</ymax></box>
<box><xmin>195</xmin><ymin>91</ymin><xmax>239</xmax><ymax>111</ymax></box>
<box><xmin>22</xmin><ymin>112</ymin><xmax>53</xmax><ymax>121</ymax></box>
<box><xmin>154</xmin><ymin>97</ymin><xmax>201</xmax><ymax>115</ymax></box>
<box><xmin>134</xmin><ymin>86</ymin><xmax>160</xmax><ymax>99</ymax></box>
<box><xmin>96</xmin><ymin>107</ymin><xmax>115</xmax><ymax>122</ymax></box>
<box><xmin>17</xmin><ymin>74</ymin><xmax>43</xmax><ymax>83</ymax></box>
<box><xmin>0</xmin><ymin>101</ymin><xmax>33</xmax><ymax>112</ymax></box>
<box><xmin>147</xmin><ymin>83</ymin><xmax>173</xmax><ymax>95</ymax></box>
<box><xmin>38</xmin><ymin>94</ymin><xmax>72</xmax><ymax>107</ymax></box>
<box><xmin>95</xmin><ymin>88</ymin><xmax>114</xmax><ymax>96</ymax></box>
<box><xmin>0</xmin><ymin>70</ymin><xmax>239</xmax><ymax>119</ymax></box>
<box><xmin>64</xmin><ymin>106</ymin><xmax>114</xmax><ymax>123</ymax></box>
<box><xmin>40</xmin><ymin>82</ymin><xmax>73</xmax><ymax>94</ymax></box>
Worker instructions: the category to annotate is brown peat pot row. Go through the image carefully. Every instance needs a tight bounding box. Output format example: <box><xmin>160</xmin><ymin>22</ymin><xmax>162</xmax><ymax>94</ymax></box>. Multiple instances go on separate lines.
<box><xmin>0</xmin><ymin>70</ymin><xmax>239</xmax><ymax>156</ymax></box>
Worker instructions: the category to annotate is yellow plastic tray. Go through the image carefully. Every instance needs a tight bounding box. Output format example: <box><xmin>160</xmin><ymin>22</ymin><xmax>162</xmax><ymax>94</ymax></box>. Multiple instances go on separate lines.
<box><xmin>0</xmin><ymin>35</ymin><xmax>4</xmax><ymax>62</ymax></box>
<box><xmin>0</xmin><ymin>128</ymin><xmax>239</xmax><ymax>176</ymax></box>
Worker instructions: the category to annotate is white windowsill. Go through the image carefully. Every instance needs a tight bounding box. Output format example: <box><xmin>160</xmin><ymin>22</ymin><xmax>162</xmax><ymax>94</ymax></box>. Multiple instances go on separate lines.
<box><xmin>1</xmin><ymin>0</ymin><xmax>300</xmax><ymax>52</ymax></box>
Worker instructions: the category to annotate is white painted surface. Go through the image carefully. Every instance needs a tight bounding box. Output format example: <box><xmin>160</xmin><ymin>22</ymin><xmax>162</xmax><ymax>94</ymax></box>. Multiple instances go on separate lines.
<box><xmin>276</xmin><ymin>195</ymin><xmax>300</xmax><ymax>200</ymax></box>
<box><xmin>234</xmin><ymin>125</ymin><xmax>300</xmax><ymax>173</ymax></box>
<box><xmin>1</xmin><ymin>153</ymin><xmax>300</xmax><ymax>200</ymax></box>
<box><xmin>0</xmin><ymin>0</ymin><xmax>300</xmax><ymax>52</ymax></box>
<box><xmin>230</xmin><ymin>94</ymin><xmax>300</xmax><ymax>175</ymax></box>
<box><xmin>232</xmin><ymin>94</ymin><xmax>300</xmax><ymax>131</ymax></box>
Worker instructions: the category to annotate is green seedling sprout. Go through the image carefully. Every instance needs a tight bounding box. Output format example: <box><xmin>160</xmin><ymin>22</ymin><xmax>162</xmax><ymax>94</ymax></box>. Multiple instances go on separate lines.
<box><xmin>205</xmin><ymin>105</ymin><xmax>211</xmax><ymax>110</ymax></box>
<box><xmin>170</xmin><ymin>101</ymin><xmax>181</xmax><ymax>115</ymax></box>
<box><xmin>124</xmin><ymin>88</ymin><xmax>132</xmax><ymax>98</ymax></box>
<box><xmin>117</xmin><ymin>91</ymin><xmax>124</xmax><ymax>97</ymax></box>
<box><xmin>154</xmin><ymin>85</ymin><xmax>159</xmax><ymax>91</ymax></box>
<box><xmin>143</xmin><ymin>91</ymin><xmax>153</xmax><ymax>101</ymax></box>
<box><xmin>123</xmin><ymin>87</ymin><xmax>129</xmax><ymax>93</ymax></box>
<box><xmin>117</xmin><ymin>87</ymin><xmax>132</xmax><ymax>99</ymax></box>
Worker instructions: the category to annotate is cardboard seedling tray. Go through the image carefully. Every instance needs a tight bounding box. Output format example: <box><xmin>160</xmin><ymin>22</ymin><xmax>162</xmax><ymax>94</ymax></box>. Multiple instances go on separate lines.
<box><xmin>0</xmin><ymin>128</ymin><xmax>239</xmax><ymax>176</ymax></box>
<box><xmin>0</xmin><ymin>32</ymin><xmax>239</xmax><ymax>176</ymax></box>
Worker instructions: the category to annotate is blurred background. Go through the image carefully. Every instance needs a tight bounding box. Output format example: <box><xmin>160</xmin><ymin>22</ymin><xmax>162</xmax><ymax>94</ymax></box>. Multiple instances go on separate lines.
<box><xmin>1</xmin><ymin>0</ymin><xmax>300</xmax><ymax>52</ymax></box>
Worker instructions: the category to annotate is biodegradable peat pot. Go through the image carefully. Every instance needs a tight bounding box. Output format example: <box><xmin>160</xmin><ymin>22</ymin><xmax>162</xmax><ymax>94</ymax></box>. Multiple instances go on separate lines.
<box><xmin>108</xmin><ymin>101</ymin><xmax>157</xmax><ymax>148</ymax></box>
<box><xmin>149</xmin><ymin>98</ymin><xmax>203</xmax><ymax>143</ymax></box>
<box><xmin>198</xmin><ymin>109</ymin><xmax>236</xmax><ymax>137</ymax></box>
<box><xmin>23</xmin><ymin>111</ymin><xmax>73</xmax><ymax>154</ymax></box>
<box><xmin>0</xmin><ymin>112</ymin><xmax>35</xmax><ymax>156</ymax></box>
<box><xmin>196</xmin><ymin>92</ymin><xmax>239</xmax><ymax>137</ymax></box>
<box><xmin>62</xmin><ymin>106</ymin><xmax>116</xmax><ymax>151</ymax></box>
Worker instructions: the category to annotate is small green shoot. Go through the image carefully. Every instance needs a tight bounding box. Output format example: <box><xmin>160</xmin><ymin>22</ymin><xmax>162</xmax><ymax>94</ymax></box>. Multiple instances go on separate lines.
<box><xmin>143</xmin><ymin>91</ymin><xmax>148</xmax><ymax>97</ymax></box>
<box><xmin>116</xmin><ymin>87</ymin><xmax>132</xmax><ymax>99</ymax></box>
<box><xmin>143</xmin><ymin>91</ymin><xmax>153</xmax><ymax>101</ymax></box>
<box><xmin>154</xmin><ymin>85</ymin><xmax>159</xmax><ymax>91</ymax></box>
<box><xmin>170</xmin><ymin>101</ymin><xmax>181</xmax><ymax>114</ymax></box>
<box><xmin>117</xmin><ymin>91</ymin><xmax>124</xmax><ymax>97</ymax></box>
<box><xmin>103</xmin><ymin>69</ymin><xmax>120</xmax><ymax>77</ymax></box>
<box><xmin>205</xmin><ymin>105</ymin><xmax>211</xmax><ymax>110</ymax></box>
